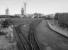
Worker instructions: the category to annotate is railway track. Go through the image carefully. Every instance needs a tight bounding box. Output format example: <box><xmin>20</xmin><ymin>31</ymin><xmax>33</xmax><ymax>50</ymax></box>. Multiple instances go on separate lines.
<box><xmin>13</xmin><ymin>19</ymin><xmax>42</xmax><ymax>50</ymax></box>
<box><xmin>14</xmin><ymin>24</ymin><xmax>32</xmax><ymax>50</ymax></box>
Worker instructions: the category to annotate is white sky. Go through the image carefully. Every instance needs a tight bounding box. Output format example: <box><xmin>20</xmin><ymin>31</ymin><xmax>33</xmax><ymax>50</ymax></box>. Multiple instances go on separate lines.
<box><xmin>0</xmin><ymin>0</ymin><xmax>68</xmax><ymax>15</ymax></box>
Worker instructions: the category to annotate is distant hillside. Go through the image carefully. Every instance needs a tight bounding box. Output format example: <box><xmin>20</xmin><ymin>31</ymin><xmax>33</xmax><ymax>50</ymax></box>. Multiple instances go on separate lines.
<box><xmin>0</xmin><ymin>15</ymin><xmax>19</xmax><ymax>18</ymax></box>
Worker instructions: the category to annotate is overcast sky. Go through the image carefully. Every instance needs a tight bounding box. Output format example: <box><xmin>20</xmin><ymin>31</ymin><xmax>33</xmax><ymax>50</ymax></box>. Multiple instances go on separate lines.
<box><xmin>0</xmin><ymin>0</ymin><xmax>68</xmax><ymax>15</ymax></box>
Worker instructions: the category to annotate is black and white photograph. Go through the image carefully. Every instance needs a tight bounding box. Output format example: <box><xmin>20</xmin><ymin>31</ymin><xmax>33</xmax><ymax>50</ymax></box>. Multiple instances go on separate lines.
<box><xmin>0</xmin><ymin>0</ymin><xmax>68</xmax><ymax>50</ymax></box>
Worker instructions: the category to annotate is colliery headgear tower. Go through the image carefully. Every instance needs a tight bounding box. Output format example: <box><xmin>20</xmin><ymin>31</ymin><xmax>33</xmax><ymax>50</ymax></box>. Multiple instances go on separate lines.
<box><xmin>21</xmin><ymin>8</ymin><xmax>24</xmax><ymax>15</ymax></box>
<box><xmin>5</xmin><ymin>8</ymin><xmax>9</xmax><ymax>15</ymax></box>
<box><xmin>21</xmin><ymin>2</ymin><xmax>26</xmax><ymax>15</ymax></box>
